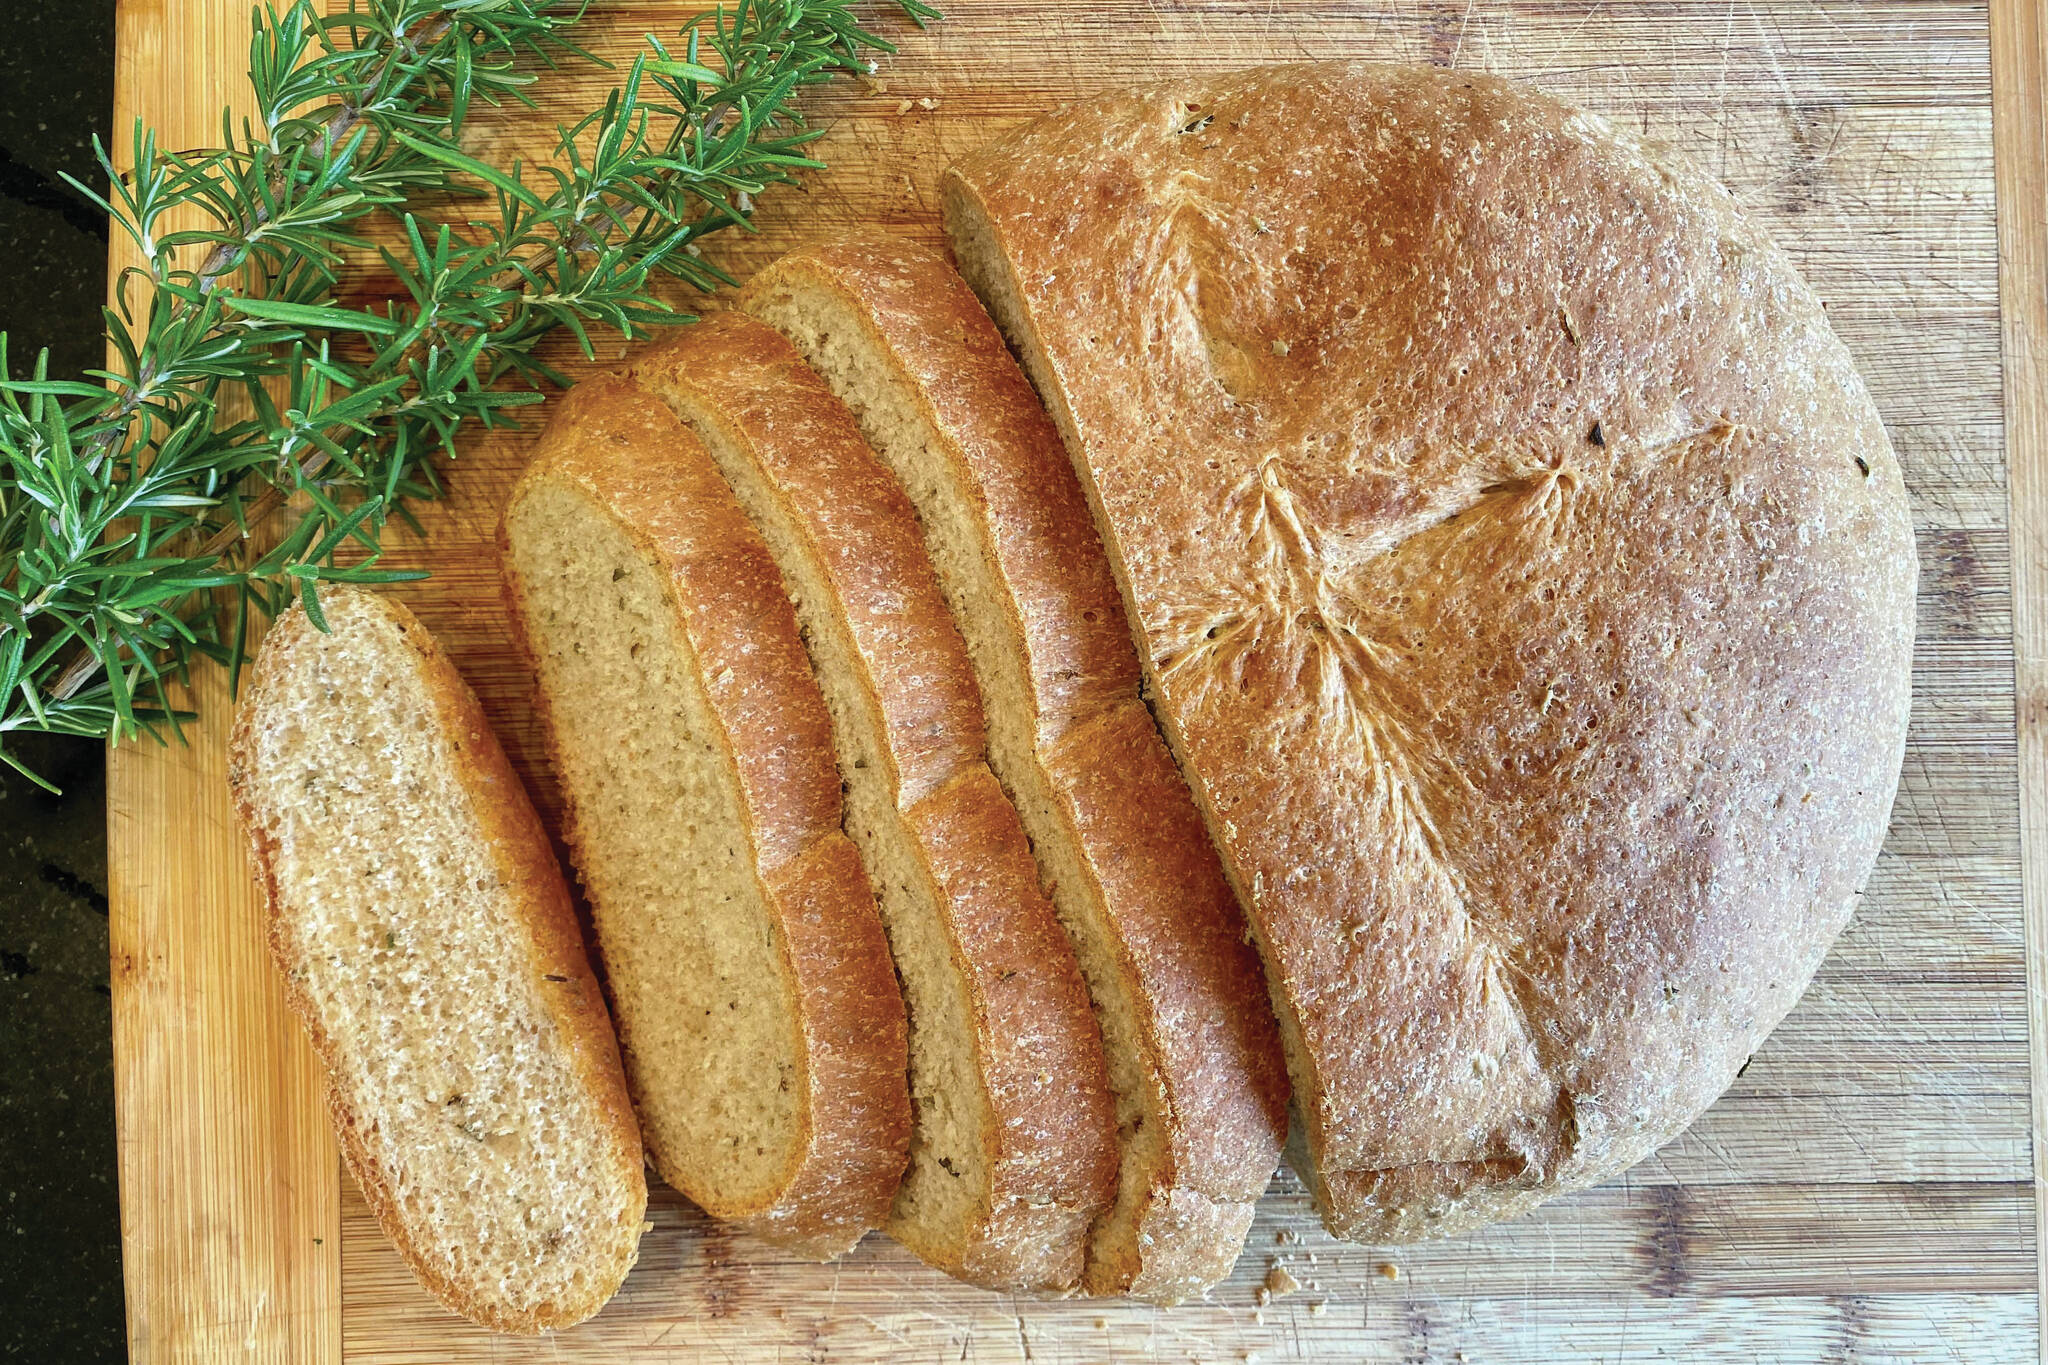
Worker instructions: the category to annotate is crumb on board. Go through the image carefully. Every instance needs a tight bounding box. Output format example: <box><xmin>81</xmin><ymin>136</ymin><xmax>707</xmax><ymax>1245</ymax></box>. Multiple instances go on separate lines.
<box><xmin>916</xmin><ymin>96</ymin><xmax>939</xmax><ymax>111</ymax></box>
<box><xmin>1378</xmin><ymin>1261</ymin><xmax>1401</xmax><ymax>1282</ymax></box>
<box><xmin>896</xmin><ymin>99</ymin><xmax>913</xmax><ymax>114</ymax></box>
<box><xmin>1308</xmin><ymin>1300</ymin><xmax>1328</xmax><ymax>1316</ymax></box>
<box><xmin>1264</xmin><ymin>1262</ymin><xmax>1302</xmax><ymax>1300</ymax></box>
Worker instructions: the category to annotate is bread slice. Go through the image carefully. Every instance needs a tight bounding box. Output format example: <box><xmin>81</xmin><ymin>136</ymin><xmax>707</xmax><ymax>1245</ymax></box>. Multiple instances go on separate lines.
<box><xmin>631</xmin><ymin>315</ymin><xmax>1120</xmax><ymax>1294</ymax></box>
<box><xmin>227</xmin><ymin>586</ymin><xmax>645</xmax><ymax>1334</ymax></box>
<box><xmin>943</xmin><ymin>63</ymin><xmax>1916</xmax><ymax>1242</ymax></box>
<box><xmin>499</xmin><ymin>376</ymin><xmax>909</xmax><ymax>1258</ymax></box>
<box><xmin>740</xmin><ymin>236</ymin><xmax>1291</xmax><ymax>1303</ymax></box>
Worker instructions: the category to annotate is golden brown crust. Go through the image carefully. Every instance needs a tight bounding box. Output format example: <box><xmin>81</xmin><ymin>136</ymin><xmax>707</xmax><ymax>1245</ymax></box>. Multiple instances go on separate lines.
<box><xmin>904</xmin><ymin>767</ymin><xmax>1117</xmax><ymax>1289</ymax></box>
<box><xmin>945</xmin><ymin>62</ymin><xmax>1916</xmax><ymax>1242</ymax></box>
<box><xmin>750</xmin><ymin>835</ymin><xmax>916</xmax><ymax>1256</ymax></box>
<box><xmin>1048</xmin><ymin>703</ymin><xmax>1279</xmax><ymax>1294</ymax></box>
<box><xmin>226</xmin><ymin>586</ymin><xmax>646</xmax><ymax>1334</ymax></box>
<box><xmin>740</xmin><ymin>237</ymin><xmax>1289</xmax><ymax>1301</ymax></box>
<box><xmin>500</xmin><ymin>376</ymin><xmax>909</xmax><ymax>1256</ymax></box>
<box><xmin>632</xmin><ymin>316</ymin><xmax>1119</xmax><ymax>1292</ymax></box>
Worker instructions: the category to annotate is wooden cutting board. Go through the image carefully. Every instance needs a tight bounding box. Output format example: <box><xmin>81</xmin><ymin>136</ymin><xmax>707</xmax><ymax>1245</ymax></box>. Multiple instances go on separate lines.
<box><xmin>106</xmin><ymin>1</ymin><xmax>2047</xmax><ymax>1360</ymax></box>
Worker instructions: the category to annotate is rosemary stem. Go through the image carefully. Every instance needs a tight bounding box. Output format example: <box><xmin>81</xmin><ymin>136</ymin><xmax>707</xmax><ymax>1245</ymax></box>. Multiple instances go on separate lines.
<box><xmin>85</xmin><ymin>10</ymin><xmax>467</xmax><ymax>469</ymax></box>
<box><xmin>1</xmin><ymin>0</ymin><xmax>937</xmax><ymax>774</ymax></box>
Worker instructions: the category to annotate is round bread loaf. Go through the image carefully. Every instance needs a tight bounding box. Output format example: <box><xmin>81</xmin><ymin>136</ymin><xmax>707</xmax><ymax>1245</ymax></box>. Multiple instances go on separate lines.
<box><xmin>943</xmin><ymin>61</ymin><xmax>1915</xmax><ymax>1242</ymax></box>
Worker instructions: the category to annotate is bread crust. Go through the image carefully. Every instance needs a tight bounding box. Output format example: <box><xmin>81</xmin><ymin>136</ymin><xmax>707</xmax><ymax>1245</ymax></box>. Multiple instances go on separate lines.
<box><xmin>944</xmin><ymin>62</ymin><xmax>1916</xmax><ymax>1242</ymax></box>
<box><xmin>740</xmin><ymin>236</ymin><xmax>1290</xmax><ymax>1302</ymax></box>
<box><xmin>226</xmin><ymin>586</ymin><xmax>646</xmax><ymax>1333</ymax></box>
<box><xmin>500</xmin><ymin>376</ymin><xmax>910</xmax><ymax>1257</ymax></box>
<box><xmin>632</xmin><ymin>316</ymin><xmax>1120</xmax><ymax>1293</ymax></box>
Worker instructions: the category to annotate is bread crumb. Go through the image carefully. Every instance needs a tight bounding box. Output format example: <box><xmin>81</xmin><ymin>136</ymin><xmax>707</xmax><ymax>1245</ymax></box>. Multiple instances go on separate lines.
<box><xmin>1377</xmin><ymin>1261</ymin><xmax>1401</xmax><ymax>1282</ymax></box>
<box><xmin>1308</xmin><ymin>1300</ymin><xmax>1328</xmax><ymax>1316</ymax></box>
<box><xmin>896</xmin><ymin>99</ymin><xmax>913</xmax><ymax>115</ymax></box>
<box><xmin>1264</xmin><ymin>1262</ymin><xmax>1302</xmax><ymax>1299</ymax></box>
<box><xmin>858</xmin><ymin>74</ymin><xmax>888</xmax><ymax>94</ymax></box>
<box><xmin>1255</xmin><ymin>1287</ymin><xmax>1271</xmax><ymax>1308</ymax></box>
<box><xmin>917</xmin><ymin>97</ymin><xmax>939</xmax><ymax>111</ymax></box>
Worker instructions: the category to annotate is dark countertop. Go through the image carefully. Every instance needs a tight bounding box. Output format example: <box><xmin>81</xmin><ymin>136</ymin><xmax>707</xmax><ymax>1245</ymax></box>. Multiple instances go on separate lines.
<box><xmin>0</xmin><ymin>2</ymin><xmax>124</xmax><ymax>1359</ymax></box>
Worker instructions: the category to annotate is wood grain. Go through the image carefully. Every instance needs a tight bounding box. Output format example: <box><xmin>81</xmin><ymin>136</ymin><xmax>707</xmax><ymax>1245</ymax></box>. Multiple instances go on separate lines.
<box><xmin>106</xmin><ymin>1</ymin><xmax>2033</xmax><ymax>1361</ymax></box>
<box><xmin>1993</xmin><ymin>0</ymin><xmax>2048</xmax><ymax>1360</ymax></box>
<box><xmin>106</xmin><ymin>3</ymin><xmax>341</xmax><ymax>1362</ymax></box>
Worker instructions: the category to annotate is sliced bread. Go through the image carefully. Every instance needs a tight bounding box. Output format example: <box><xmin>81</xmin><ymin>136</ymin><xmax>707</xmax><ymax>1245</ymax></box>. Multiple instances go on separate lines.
<box><xmin>499</xmin><ymin>375</ymin><xmax>909</xmax><ymax>1258</ymax></box>
<box><xmin>632</xmin><ymin>315</ymin><xmax>1121</xmax><ymax>1295</ymax></box>
<box><xmin>227</xmin><ymin>585</ymin><xmax>645</xmax><ymax>1333</ymax></box>
<box><xmin>740</xmin><ymin>236</ymin><xmax>1290</xmax><ymax>1303</ymax></box>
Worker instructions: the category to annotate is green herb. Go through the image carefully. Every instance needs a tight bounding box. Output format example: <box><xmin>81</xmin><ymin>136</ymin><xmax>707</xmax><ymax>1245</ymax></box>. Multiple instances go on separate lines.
<box><xmin>0</xmin><ymin>0</ymin><xmax>935</xmax><ymax>788</ymax></box>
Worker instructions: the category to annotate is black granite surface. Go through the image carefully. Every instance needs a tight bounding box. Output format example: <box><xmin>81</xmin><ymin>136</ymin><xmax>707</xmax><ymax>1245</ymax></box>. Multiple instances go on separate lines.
<box><xmin>0</xmin><ymin>2</ymin><xmax>124</xmax><ymax>1359</ymax></box>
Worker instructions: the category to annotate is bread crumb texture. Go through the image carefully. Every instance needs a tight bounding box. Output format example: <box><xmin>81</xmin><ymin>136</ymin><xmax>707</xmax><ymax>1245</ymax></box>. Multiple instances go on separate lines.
<box><xmin>229</xmin><ymin>587</ymin><xmax>643</xmax><ymax>1332</ymax></box>
<box><xmin>506</xmin><ymin>478</ymin><xmax>806</xmax><ymax>1208</ymax></box>
<box><xmin>945</xmin><ymin>61</ymin><xmax>1914</xmax><ymax>1242</ymax></box>
<box><xmin>501</xmin><ymin>378</ymin><xmax>908</xmax><ymax>1258</ymax></box>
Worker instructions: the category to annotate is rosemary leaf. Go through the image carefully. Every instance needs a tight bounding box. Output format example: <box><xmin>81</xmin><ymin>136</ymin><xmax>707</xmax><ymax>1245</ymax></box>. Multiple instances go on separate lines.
<box><xmin>0</xmin><ymin>0</ymin><xmax>937</xmax><ymax>785</ymax></box>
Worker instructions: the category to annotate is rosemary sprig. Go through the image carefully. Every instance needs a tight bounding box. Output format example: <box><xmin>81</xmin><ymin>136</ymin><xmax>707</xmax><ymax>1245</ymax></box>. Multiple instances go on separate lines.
<box><xmin>0</xmin><ymin>0</ymin><xmax>935</xmax><ymax>788</ymax></box>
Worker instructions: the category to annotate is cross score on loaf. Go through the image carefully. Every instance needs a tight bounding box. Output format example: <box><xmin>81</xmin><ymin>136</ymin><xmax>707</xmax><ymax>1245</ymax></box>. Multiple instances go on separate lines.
<box><xmin>943</xmin><ymin>61</ymin><xmax>1915</xmax><ymax>1241</ymax></box>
